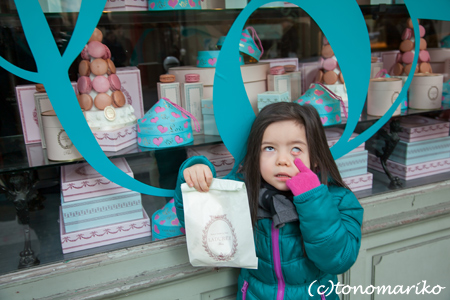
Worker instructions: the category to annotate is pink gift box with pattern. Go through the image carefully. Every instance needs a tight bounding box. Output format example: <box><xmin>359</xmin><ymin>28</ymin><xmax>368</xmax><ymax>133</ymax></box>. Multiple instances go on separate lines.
<box><xmin>385</xmin><ymin>116</ymin><xmax>450</xmax><ymax>143</ymax></box>
<box><xmin>92</xmin><ymin>123</ymin><xmax>137</xmax><ymax>152</ymax></box>
<box><xmin>60</xmin><ymin>207</ymin><xmax>150</xmax><ymax>254</ymax></box>
<box><xmin>368</xmin><ymin>153</ymin><xmax>450</xmax><ymax>180</ymax></box>
<box><xmin>343</xmin><ymin>172</ymin><xmax>373</xmax><ymax>192</ymax></box>
<box><xmin>61</xmin><ymin>157</ymin><xmax>133</xmax><ymax>202</ymax></box>
<box><xmin>15</xmin><ymin>82</ymin><xmax>77</xmax><ymax>144</ymax></box>
<box><xmin>325</xmin><ymin>128</ymin><xmax>365</xmax><ymax>153</ymax></box>
<box><xmin>186</xmin><ymin>143</ymin><xmax>235</xmax><ymax>178</ymax></box>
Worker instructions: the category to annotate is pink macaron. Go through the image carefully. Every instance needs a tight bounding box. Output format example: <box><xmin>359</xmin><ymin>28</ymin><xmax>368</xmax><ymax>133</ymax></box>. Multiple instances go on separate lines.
<box><xmin>108</xmin><ymin>74</ymin><xmax>121</xmax><ymax>91</ymax></box>
<box><xmin>419</xmin><ymin>50</ymin><xmax>430</xmax><ymax>62</ymax></box>
<box><xmin>270</xmin><ymin>66</ymin><xmax>285</xmax><ymax>75</ymax></box>
<box><xmin>318</xmin><ymin>57</ymin><xmax>325</xmax><ymax>68</ymax></box>
<box><xmin>419</xmin><ymin>25</ymin><xmax>426</xmax><ymax>38</ymax></box>
<box><xmin>92</xmin><ymin>76</ymin><xmax>110</xmax><ymax>93</ymax></box>
<box><xmin>401</xmin><ymin>28</ymin><xmax>412</xmax><ymax>40</ymax></box>
<box><xmin>395</xmin><ymin>52</ymin><xmax>403</xmax><ymax>63</ymax></box>
<box><xmin>402</xmin><ymin>51</ymin><xmax>415</xmax><ymax>64</ymax></box>
<box><xmin>81</xmin><ymin>45</ymin><xmax>90</xmax><ymax>60</ymax></box>
<box><xmin>102</xmin><ymin>45</ymin><xmax>111</xmax><ymax>60</ymax></box>
<box><xmin>322</xmin><ymin>36</ymin><xmax>329</xmax><ymax>45</ymax></box>
<box><xmin>77</xmin><ymin>76</ymin><xmax>92</xmax><ymax>94</ymax></box>
<box><xmin>87</xmin><ymin>41</ymin><xmax>106</xmax><ymax>58</ymax></box>
<box><xmin>185</xmin><ymin>73</ymin><xmax>200</xmax><ymax>83</ymax></box>
<box><xmin>323</xmin><ymin>58</ymin><xmax>337</xmax><ymax>71</ymax></box>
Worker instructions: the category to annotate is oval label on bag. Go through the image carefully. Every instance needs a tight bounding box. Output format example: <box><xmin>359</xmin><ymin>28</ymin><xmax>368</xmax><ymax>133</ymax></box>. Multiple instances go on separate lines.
<box><xmin>202</xmin><ymin>215</ymin><xmax>237</xmax><ymax>261</ymax></box>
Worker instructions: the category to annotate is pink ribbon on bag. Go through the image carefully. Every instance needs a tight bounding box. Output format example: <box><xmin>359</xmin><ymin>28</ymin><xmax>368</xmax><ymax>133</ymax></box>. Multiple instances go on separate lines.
<box><xmin>162</xmin><ymin>97</ymin><xmax>201</xmax><ymax>132</ymax></box>
<box><xmin>245</xmin><ymin>26</ymin><xmax>264</xmax><ymax>58</ymax></box>
<box><xmin>375</xmin><ymin>68</ymin><xmax>389</xmax><ymax>78</ymax></box>
<box><xmin>316</xmin><ymin>83</ymin><xmax>348</xmax><ymax>119</ymax></box>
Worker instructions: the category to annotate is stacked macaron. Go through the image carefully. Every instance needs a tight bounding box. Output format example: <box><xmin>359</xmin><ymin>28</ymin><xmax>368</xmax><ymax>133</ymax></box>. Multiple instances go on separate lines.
<box><xmin>392</xmin><ymin>18</ymin><xmax>432</xmax><ymax>76</ymax></box>
<box><xmin>77</xmin><ymin>28</ymin><xmax>126</xmax><ymax>111</ymax></box>
<box><xmin>77</xmin><ymin>28</ymin><xmax>137</xmax><ymax>131</ymax></box>
<box><xmin>314</xmin><ymin>36</ymin><xmax>349</xmax><ymax>120</ymax></box>
<box><xmin>315</xmin><ymin>36</ymin><xmax>345</xmax><ymax>87</ymax></box>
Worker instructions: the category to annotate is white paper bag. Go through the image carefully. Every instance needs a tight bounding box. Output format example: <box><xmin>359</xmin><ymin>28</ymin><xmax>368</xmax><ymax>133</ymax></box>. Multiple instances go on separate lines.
<box><xmin>181</xmin><ymin>178</ymin><xmax>258</xmax><ymax>269</ymax></box>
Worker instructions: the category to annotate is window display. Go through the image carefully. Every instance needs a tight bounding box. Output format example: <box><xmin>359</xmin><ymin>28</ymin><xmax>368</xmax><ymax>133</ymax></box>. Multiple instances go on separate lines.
<box><xmin>0</xmin><ymin>3</ymin><xmax>450</xmax><ymax>298</ymax></box>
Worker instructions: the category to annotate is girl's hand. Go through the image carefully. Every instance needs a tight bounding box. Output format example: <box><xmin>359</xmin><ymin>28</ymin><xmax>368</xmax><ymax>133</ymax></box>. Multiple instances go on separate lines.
<box><xmin>286</xmin><ymin>158</ymin><xmax>320</xmax><ymax>196</ymax></box>
<box><xmin>183</xmin><ymin>164</ymin><xmax>213</xmax><ymax>192</ymax></box>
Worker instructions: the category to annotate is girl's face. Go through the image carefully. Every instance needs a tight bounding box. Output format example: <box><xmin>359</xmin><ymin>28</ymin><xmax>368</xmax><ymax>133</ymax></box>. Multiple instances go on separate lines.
<box><xmin>259</xmin><ymin>120</ymin><xmax>311</xmax><ymax>191</ymax></box>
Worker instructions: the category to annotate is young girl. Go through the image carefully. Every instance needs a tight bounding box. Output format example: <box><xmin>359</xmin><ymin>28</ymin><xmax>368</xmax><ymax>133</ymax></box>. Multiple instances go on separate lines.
<box><xmin>174</xmin><ymin>102</ymin><xmax>364</xmax><ymax>300</ymax></box>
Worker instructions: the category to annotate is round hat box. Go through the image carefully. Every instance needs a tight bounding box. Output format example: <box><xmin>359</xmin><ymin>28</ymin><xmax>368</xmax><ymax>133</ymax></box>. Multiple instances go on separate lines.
<box><xmin>408</xmin><ymin>73</ymin><xmax>444</xmax><ymax>109</ymax></box>
<box><xmin>41</xmin><ymin>110</ymin><xmax>83</xmax><ymax>161</ymax></box>
<box><xmin>367</xmin><ymin>78</ymin><xmax>402</xmax><ymax>117</ymax></box>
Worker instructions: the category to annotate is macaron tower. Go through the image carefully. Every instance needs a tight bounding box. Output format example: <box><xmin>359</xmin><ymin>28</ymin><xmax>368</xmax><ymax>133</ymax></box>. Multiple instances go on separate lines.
<box><xmin>315</xmin><ymin>36</ymin><xmax>349</xmax><ymax>121</ymax></box>
<box><xmin>77</xmin><ymin>28</ymin><xmax>137</xmax><ymax>135</ymax></box>
<box><xmin>392</xmin><ymin>18</ymin><xmax>431</xmax><ymax>76</ymax></box>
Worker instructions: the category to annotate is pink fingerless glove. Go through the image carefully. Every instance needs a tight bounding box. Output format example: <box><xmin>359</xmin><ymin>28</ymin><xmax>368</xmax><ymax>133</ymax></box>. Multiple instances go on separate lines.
<box><xmin>286</xmin><ymin>158</ymin><xmax>321</xmax><ymax>196</ymax></box>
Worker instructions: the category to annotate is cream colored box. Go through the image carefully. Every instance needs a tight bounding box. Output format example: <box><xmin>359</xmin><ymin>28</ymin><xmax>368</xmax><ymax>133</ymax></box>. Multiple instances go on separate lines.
<box><xmin>181</xmin><ymin>82</ymin><xmax>204</xmax><ymax>135</ymax></box>
<box><xmin>371</xmin><ymin>62</ymin><xmax>384</xmax><ymax>78</ymax></box>
<box><xmin>268</xmin><ymin>74</ymin><xmax>292</xmax><ymax>101</ymax></box>
<box><xmin>41</xmin><ymin>111</ymin><xmax>82</xmax><ymax>161</ymax></box>
<box><xmin>202</xmin><ymin>81</ymin><xmax>267</xmax><ymax>115</ymax></box>
<box><xmin>289</xmin><ymin>71</ymin><xmax>302</xmax><ymax>101</ymax></box>
<box><xmin>168</xmin><ymin>63</ymin><xmax>269</xmax><ymax>85</ymax></box>
<box><xmin>428</xmin><ymin>48</ymin><xmax>450</xmax><ymax>81</ymax></box>
<box><xmin>367</xmin><ymin>78</ymin><xmax>402</xmax><ymax>117</ymax></box>
<box><xmin>409</xmin><ymin>73</ymin><xmax>444</xmax><ymax>110</ymax></box>
<box><xmin>169</xmin><ymin>63</ymin><xmax>269</xmax><ymax>114</ymax></box>
<box><xmin>157</xmin><ymin>82</ymin><xmax>181</xmax><ymax>106</ymax></box>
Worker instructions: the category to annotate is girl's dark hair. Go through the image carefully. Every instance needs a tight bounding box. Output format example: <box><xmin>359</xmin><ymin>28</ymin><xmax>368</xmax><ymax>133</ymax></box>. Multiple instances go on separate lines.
<box><xmin>242</xmin><ymin>102</ymin><xmax>349</xmax><ymax>225</ymax></box>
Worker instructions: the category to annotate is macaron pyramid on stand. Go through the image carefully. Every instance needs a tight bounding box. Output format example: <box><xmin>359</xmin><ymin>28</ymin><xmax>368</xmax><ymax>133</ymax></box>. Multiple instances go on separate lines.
<box><xmin>77</xmin><ymin>28</ymin><xmax>138</xmax><ymax>152</ymax></box>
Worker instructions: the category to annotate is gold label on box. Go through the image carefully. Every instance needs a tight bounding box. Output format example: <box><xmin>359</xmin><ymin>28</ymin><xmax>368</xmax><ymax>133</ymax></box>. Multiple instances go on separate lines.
<box><xmin>104</xmin><ymin>106</ymin><xmax>116</xmax><ymax>121</ymax></box>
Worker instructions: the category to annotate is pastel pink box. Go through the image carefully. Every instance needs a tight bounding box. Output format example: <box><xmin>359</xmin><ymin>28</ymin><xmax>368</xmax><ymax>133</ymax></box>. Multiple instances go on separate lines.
<box><xmin>15</xmin><ymin>82</ymin><xmax>77</xmax><ymax>144</ymax></box>
<box><xmin>368</xmin><ymin>153</ymin><xmax>450</xmax><ymax>180</ymax></box>
<box><xmin>116</xmin><ymin>67</ymin><xmax>145</xmax><ymax>119</ymax></box>
<box><xmin>325</xmin><ymin>128</ymin><xmax>365</xmax><ymax>153</ymax></box>
<box><xmin>92</xmin><ymin>124</ymin><xmax>137</xmax><ymax>152</ymax></box>
<box><xmin>61</xmin><ymin>157</ymin><xmax>133</xmax><ymax>202</ymax></box>
<box><xmin>60</xmin><ymin>207</ymin><xmax>150</xmax><ymax>254</ymax></box>
<box><xmin>187</xmin><ymin>143</ymin><xmax>235</xmax><ymax>178</ymax></box>
<box><xmin>343</xmin><ymin>172</ymin><xmax>373</xmax><ymax>192</ymax></box>
<box><xmin>386</xmin><ymin>116</ymin><xmax>450</xmax><ymax>143</ymax></box>
<box><xmin>104</xmin><ymin>0</ymin><xmax>148</xmax><ymax>11</ymax></box>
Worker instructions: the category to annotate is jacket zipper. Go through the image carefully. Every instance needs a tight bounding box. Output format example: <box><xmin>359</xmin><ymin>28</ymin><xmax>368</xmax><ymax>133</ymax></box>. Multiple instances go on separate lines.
<box><xmin>271</xmin><ymin>223</ymin><xmax>285</xmax><ymax>300</ymax></box>
<box><xmin>241</xmin><ymin>280</ymin><xmax>249</xmax><ymax>300</ymax></box>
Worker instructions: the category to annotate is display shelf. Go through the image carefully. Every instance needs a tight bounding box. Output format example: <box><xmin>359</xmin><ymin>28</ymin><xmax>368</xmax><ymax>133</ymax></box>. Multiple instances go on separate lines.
<box><xmin>0</xmin><ymin>4</ymin><xmax>410</xmax><ymax>26</ymax></box>
<box><xmin>1</xmin><ymin>104</ymin><xmax>448</xmax><ymax>175</ymax></box>
<box><xmin>1</xmin><ymin>104</ymin><xmax>448</xmax><ymax>173</ymax></box>
<box><xmin>0</xmin><ymin>134</ymin><xmax>222</xmax><ymax>175</ymax></box>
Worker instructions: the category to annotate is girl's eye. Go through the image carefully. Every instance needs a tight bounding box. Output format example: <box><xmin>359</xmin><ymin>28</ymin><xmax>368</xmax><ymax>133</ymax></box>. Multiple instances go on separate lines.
<box><xmin>291</xmin><ymin>147</ymin><xmax>301</xmax><ymax>154</ymax></box>
<box><xmin>263</xmin><ymin>146</ymin><xmax>274</xmax><ymax>152</ymax></box>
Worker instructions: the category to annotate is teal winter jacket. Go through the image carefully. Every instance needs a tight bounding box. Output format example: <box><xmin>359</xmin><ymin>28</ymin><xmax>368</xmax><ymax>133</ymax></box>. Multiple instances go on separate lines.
<box><xmin>174</xmin><ymin>156</ymin><xmax>364</xmax><ymax>300</ymax></box>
